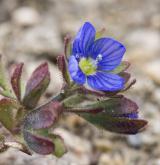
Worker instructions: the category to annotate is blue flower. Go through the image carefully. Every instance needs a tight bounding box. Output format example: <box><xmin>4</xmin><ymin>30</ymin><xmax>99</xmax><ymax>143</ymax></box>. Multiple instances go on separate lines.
<box><xmin>68</xmin><ymin>22</ymin><xmax>126</xmax><ymax>91</ymax></box>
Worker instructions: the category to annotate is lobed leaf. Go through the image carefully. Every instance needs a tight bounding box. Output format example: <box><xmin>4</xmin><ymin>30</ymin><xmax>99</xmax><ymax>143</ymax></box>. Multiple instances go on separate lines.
<box><xmin>11</xmin><ymin>63</ymin><xmax>24</xmax><ymax>101</ymax></box>
<box><xmin>23</xmin><ymin>62</ymin><xmax>50</xmax><ymax>109</ymax></box>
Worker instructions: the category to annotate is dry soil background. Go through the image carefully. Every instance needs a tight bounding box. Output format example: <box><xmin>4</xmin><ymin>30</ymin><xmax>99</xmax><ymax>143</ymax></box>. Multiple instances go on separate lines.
<box><xmin>0</xmin><ymin>0</ymin><xmax>160</xmax><ymax>165</ymax></box>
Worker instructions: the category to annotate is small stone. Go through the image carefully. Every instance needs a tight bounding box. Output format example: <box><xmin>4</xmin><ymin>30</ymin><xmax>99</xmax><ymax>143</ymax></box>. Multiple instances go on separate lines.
<box><xmin>99</xmin><ymin>154</ymin><xmax>112</xmax><ymax>165</ymax></box>
<box><xmin>54</xmin><ymin>128</ymin><xmax>91</xmax><ymax>154</ymax></box>
<box><xmin>11</xmin><ymin>21</ymin><xmax>62</xmax><ymax>57</ymax></box>
<box><xmin>53</xmin><ymin>128</ymin><xmax>92</xmax><ymax>165</ymax></box>
<box><xmin>127</xmin><ymin>134</ymin><xmax>142</xmax><ymax>148</ymax></box>
<box><xmin>131</xmin><ymin>76</ymin><xmax>155</xmax><ymax>97</ymax></box>
<box><xmin>93</xmin><ymin>139</ymin><xmax>112</xmax><ymax>152</ymax></box>
<box><xmin>151</xmin><ymin>14</ymin><xmax>160</xmax><ymax>29</ymax></box>
<box><xmin>128</xmin><ymin>30</ymin><xmax>160</xmax><ymax>52</ymax></box>
<box><xmin>144</xmin><ymin>60</ymin><xmax>160</xmax><ymax>85</ymax></box>
<box><xmin>99</xmin><ymin>153</ymin><xmax>124</xmax><ymax>165</ymax></box>
<box><xmin>12</xmin><ymin>7</ymin><xmax>40</xmax><ymax>27</ymax></box>
<box><xmin>152</xmin><ymin>88</ymin><xmax>160</xmax><ymax>106</ymax></box>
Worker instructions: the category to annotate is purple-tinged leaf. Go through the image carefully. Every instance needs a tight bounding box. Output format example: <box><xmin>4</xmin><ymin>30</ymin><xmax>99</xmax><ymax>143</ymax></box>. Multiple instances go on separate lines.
<box><xmin>11</xmin><ymin>63</ymin><xmax>24</xmax><ymax>101</ymax></box>
<box><xmin>63</xmin><ymin>94</ymin><xmax>90</xmax><ymax>109</ymax></box>
<box><xmin>79</xmin><ymin>113</ymin><xmax>148</xmax><ymax>134</ymax></box>
<box><xmin>64</xmin><ymin>34</ymin><xmax>72</xmax><ymax>58</ymax></box>
<box><xmin>23</xmin><ymin>131</ymin><xmax>54</xmax><ymax>155</ymax></box>
<box><xmin>57</xmin><ymin>55</ymin><xmax>70</xmax><ymax>85</ymax></box>
<box><xmin>123</xmin><ymin>79</ymin><xmax>136</xmax><ymax>91</ymax></box>
<box><xmin>110</xmin><ymin>61</ymin><xmax>130</xmax><ymax>74</ymax></box>
<box><xmin>69</xmin><ymin>97</ymin><xmax>138</xmax><ymax>116</ymax></box>
<box><xmin>119</xmin><ymin>72</ymin><xmax>131</xmax><ymax>84</ymax></box>
<box><xmin>24</xmin><ymin>101</ymin><xmax>63</xmax><ymax>130</ymax></box>
<box><xmin>103</xmin><ymin>97</ymin><xmax>138</xmax><ymax>116</ymax></box>
<box><xmin>23</xmin><ymin>62</ymin><xmax>50</xmax><ymax>109</ymax></box>
<box><xmin>0</xmin><ymin>98</ymin><xmax>18</xmax><ymax>131</ymax></box>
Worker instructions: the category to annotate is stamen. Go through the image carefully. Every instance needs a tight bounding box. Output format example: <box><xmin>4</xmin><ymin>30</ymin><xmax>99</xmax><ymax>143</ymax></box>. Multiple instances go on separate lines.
<box><xmin>95</xmin><ymin>54</ymin><xmax>102</xmax><ymax>64</ymax></box>
<box><xmin>75</xmin><ymin>54</ymin><xmax>80</xmax><ymax>59</ymax></box>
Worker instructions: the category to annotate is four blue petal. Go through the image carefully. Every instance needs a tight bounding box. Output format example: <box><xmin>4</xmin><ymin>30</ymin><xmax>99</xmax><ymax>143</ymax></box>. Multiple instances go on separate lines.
<box><xmin>69</xmin><ymin>22</ymin><xmax>126</xmax><ymax>92</ymax></box>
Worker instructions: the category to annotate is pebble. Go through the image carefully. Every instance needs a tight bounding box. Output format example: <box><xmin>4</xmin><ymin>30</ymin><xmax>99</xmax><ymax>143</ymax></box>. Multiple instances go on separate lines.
<box><xmin>12</xmin><ymin>7</ymin><xmax>40</xmax><ymax>27</ymax></box>
<box><xmin>152</xmin><ymin>88</ymin><xmax>160</xmax><ymax>106</ymax></box>
<box><xmin>93</xmin><ymin>139</ymin><xmax>112</xmax><ymax>152</ymax></box>
<box><xmin>54</xmin><ymin>128</ymin><xmax>92</xmax><ymax>154</ymax></box>
<box><xmin>151</xmin><ymin>14</ymin><xmax>160</xmax><ymax>29</ymax></box>
<box><xmin>144</xmin><ymin>60</ymin><xmax>160</xmax><ymax>85</ymax></box>
<box><xmin>127</xmin><ymin>29</ymin><xmax>160</xmax><ymax>58</ymax></box>
<box><xmin>11</xmin><ymin>21</ymin><xmax>62</xmax><ymax>58</ymax></box>
<box><xmin>127</xmin><ymin>134</ymin><xmax>143</xmax><ymax>148</ymax></box>
<box><xmin>98</xmin><ymin>153</ymin><xmax>124</xmax><ymax>165</ymax></box>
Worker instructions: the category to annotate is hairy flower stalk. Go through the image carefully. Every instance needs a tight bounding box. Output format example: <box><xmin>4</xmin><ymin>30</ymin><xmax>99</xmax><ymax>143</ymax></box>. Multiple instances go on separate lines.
<box><xmin>0</xmin><ymin>22</ymin><xmax>147</xmax><ymax>156</ymax></box>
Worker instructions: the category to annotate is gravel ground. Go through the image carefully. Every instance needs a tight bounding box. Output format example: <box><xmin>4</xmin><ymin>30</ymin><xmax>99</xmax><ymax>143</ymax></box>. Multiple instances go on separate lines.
<box><xmin>0</xmin><ymin>0</ymin><xmax>160</xmax><ymax>164</ymax></box>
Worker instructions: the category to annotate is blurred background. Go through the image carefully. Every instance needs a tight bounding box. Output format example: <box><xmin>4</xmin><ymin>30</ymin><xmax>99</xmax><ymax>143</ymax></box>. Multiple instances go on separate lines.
<box><xmin>0</xmin><ymin>0</ymin><xmax>160</xmax><ymax>164</ymax></box>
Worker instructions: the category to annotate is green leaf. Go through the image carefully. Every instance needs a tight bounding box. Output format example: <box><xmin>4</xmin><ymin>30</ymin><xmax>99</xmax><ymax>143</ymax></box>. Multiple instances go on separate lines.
<box><xmin>110</xmin><ymin>61</ymin><xmax>130</xmax><ymax>74</ymax></box>
<box><xmin>0</xmin><ymin>98</ymin><xmax>18</xmax><ymax>131</ymax></box>
<box><xmin>0</xmin><ymin>55</ymin><xmax>8</xmax><ymax>90</ymax></box>
<box><xmin>0</xmin><ymin>135</ymin><xmax>8</xmax><ymax>153</ymax></box>
<box><xmin>49</xmin><ymin>134</ymin><xmax>67</xmax><ymax>157</ymax></box>
<box><xmin>63</xmin><ymin>94</ymin><xmax>88</xmax><ymax>108</ymax></box>
<box><xmin>23</xmin><ymin>62</ymin><xmax>50</xmax><ymax>109</ymax></box>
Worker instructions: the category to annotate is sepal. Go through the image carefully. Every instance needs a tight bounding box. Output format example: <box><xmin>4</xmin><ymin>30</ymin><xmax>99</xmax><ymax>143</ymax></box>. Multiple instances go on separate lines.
<box><xmin>57</xmin><ymin>55</ymin><xmax>71</xmax><ymax>85</ymax></box>
<box><xmin>11</xmin><ymin>63</ymin><xmax>24</xmax><ymax>101</ymax></box>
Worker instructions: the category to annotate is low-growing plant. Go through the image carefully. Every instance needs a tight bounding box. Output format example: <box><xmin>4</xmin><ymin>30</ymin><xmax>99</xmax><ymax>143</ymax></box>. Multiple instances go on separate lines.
<box><xmin>0</xmin><ymin>22</ymin><xmax>147</xmax><ymax>156</ymax></box>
